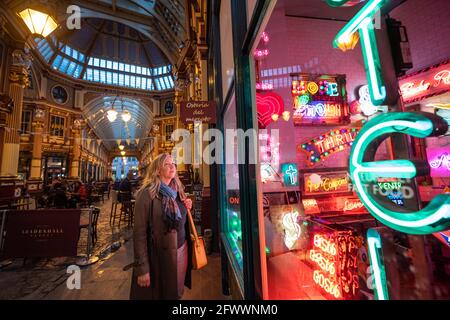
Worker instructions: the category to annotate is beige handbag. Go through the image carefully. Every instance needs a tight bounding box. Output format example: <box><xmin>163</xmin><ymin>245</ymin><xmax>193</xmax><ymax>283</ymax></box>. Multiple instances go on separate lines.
<box><xmin>187</xmin><ymin>208</ymin><xmax>207</xmax><ymax>270</ymax></box>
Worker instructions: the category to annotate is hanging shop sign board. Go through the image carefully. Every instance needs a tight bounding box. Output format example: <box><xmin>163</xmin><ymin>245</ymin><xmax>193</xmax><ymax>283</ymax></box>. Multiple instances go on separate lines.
<box><xmin>303</xmin><ymin>171</ymin><xmax>350</xmax><ymax>195</ymax></box>
<box><xmin>291</xmin><ymin>74</ymin><xmax>349</xmax><ymax>125</ymax></box>
<box><xmin>398</xmin><ymin>59</ymin><xmax>450</xmax><ymax>104</ymax></box>
<box><xmin>299</xmin><ymin>127</ymin><xmax>359</xmax><ymax>166</ymax></box>
<box><xmin>180</xmin><ymin>101</ymin><xmax>217</xmax><ymax>124</ymax></box>
<box><xmin>427</xmin><ymin>147</ymin><xmax>450</xmax><ymax>177</ymax></box>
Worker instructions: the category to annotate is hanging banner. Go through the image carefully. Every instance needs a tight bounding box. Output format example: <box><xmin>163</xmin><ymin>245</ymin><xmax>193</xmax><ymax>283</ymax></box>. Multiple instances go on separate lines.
<box><xmin>1</xmin><ymin>210</ymin><xmax>81</xmax><ymax>258</ymax></box>
<box><xmin>180</xmin><ymin>101</ymin><xmax>217</xmax><ymax>124</ymax></box>
<box><xmin>97</xmin><ymin>139</ymin><xmax>102</xmax><ymax>146</ymax></box>
<box><xmin>135</xmin><ymin>138</ymin><xmax>140</xmax><ymax>145</ymax></box>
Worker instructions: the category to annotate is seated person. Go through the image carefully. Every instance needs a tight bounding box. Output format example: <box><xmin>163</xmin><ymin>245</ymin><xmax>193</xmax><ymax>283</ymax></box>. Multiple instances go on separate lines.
<box><xmin>119</xmin><ymin>172</ymin><xmax>134</xmax><ymax>202</ymax></box>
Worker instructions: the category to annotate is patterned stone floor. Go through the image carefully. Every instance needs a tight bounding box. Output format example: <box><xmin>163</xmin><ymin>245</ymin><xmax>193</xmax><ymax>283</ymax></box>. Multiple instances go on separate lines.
<box><xmin>0</xmin><ymin>197</ymin><xmax>229</xmax><ymax>300</ymax></box>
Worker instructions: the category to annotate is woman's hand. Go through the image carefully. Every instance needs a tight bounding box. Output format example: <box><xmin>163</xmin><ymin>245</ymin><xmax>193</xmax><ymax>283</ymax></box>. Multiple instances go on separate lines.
<box><xmin>183</xmin><ymin>198</ymin><xmax>193</xmax><ymax>210</ymax></box>
<box><xmin>137</xmin><ymin>273</ymin><xmax>150</xmax><ymax>287</ymax></box>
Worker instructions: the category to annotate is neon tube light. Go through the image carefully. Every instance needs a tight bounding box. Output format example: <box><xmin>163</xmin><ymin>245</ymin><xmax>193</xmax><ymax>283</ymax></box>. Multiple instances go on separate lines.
<box><xmin>329</xmin><ymin>0</ymin><xmax>388</xmax><ymax>106</ymax></box>
<box><xmin>367</xmin><ymin>228</ymin><xmax>389</xmax><ymax>300</ymax></box>
<box><xmin>349</xmin><ymin>112</ymin><xmax>450</xmax><ymax>234</ymax></box>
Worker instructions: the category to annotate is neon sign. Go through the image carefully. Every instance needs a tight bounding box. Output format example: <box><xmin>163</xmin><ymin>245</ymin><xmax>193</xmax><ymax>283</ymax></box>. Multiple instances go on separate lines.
<box><xmin>427</xmin><ymin>148</ymin><xmax>450</xmax><ymax>177</ymax></box>
<box><xmin>281</xmin><ymin>163</ymin><xmax>299</xmax><ymax>186</ymax></box>
<box><xmin>328</xmin><ymin>0</ymin><xmax>388</xmax><ymax>106</ymax></box>
<box><xmin>256</xmin><ymin>92</ymin><xmax>285</xmax><ymax>128</ymax></box>
<box><xmin>304</xmin><ymin>171</ymin><xmax>350</xmax><ymax>194</ymax></box>
<box><xmin>367</xmin><ymin>229</ymin><xmax>389</xmax><ymax>300</ymax></box>
<box><xmin>293</xmin><ymin>102</ymin><xmax>344</xmax><ymax>125</ymax></box>
<box><xmin>398</xmin><ymin>59</ymin><xmax>450</xmax><ymax>104</ymax></box>
<box><xmin>291</xmin><ymin>75</ymin><xmax>349</xmax><ymax>125</ymax></box>
<box><xmin>299</xmin><ymin>128</ymin><xmax>359</xmax><ymax>165</ymax></box>
<box><xmin>282</xmin><ymin>211</ymin><xmax>302</xmax><ymax>250</ymax></box>
<box><xmin>349</xmin><ymin>112</ymin><xmax>450</xmax><ymax>235</ymax></box>
<box><xmin>309</xmin><ymin>232</ymin><xmax>359</xmax><ymax>299</ymax></box>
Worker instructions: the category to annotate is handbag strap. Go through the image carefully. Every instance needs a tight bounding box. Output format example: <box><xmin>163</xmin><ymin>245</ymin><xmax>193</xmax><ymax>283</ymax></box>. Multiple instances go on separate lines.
<box><xmin>186</xmin><ymin>208</ymin><xmax>199</xmax><ymax>241</ymax></box>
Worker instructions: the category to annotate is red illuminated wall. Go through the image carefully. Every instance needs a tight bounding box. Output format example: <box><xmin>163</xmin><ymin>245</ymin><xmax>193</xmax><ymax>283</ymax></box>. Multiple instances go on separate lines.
<box><xmin>390</xmin><ymin>0</ymin><xmax>450</xmax><ymax>74</ymax></box>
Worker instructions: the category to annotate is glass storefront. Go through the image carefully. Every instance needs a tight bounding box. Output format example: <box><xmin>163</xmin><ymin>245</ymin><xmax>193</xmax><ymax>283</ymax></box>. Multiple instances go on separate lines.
<box><xmin>213</xmin><ymin>0</ymin><xmax>450</xmax><ymax>300</ymax></box>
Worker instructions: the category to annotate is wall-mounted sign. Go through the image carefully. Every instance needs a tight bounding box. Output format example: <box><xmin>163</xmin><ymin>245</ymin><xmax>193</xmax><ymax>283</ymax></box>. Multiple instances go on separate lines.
<box><xmin>256</xmin><ymin>92</ymin><xmax>284</xmax><ymax>128</ymax></box>
<box><xmin>398</xmin><ymin>59</ymin><xmax>450</xmax><ymax>104</ymax></box>
<box><xmin>427</xmin><ymin>147</ymin><xmax>450</xmax><ymax>177</ymax></box>
<box><xmin>281</xmin><ymin>163</ymin><xmax>299</xmax><ymax>186</ymax></box>
<box><xmin>291</xmin><ymin>74</ymin><xmax>349</xmax><ymax>125</ymax></box>
<box><xmin>303</xmin><ymin>171</ymin><xmax>350</xmax><ymax>195</ymax></box>
<box><xmin>299</xmin><ymin>127</ymin><xmax>359</xmax><ymax>166</ymax></box>
<box><xmin>180</xmin><ymin>101</ymin><xmax>217</xmax><ymax>124</ymax></box>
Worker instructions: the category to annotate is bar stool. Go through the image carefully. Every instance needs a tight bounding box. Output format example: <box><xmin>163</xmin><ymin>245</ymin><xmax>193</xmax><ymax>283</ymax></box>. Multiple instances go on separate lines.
<box><xmin>109</xmin><ymin>190</ymin><xmax>120</xmax><ymax>226</ymax></box>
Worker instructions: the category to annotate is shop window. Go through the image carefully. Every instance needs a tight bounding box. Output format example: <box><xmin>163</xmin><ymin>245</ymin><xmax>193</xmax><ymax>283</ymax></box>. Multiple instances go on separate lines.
<box><xmin>164</xmin><ymin>123</ymin><xmax>174</xmax><ymax>142</ymax></box>
<box><xmin>222</xmin><ymin>94</ymin><xmax>244</xmax><ymax>281</ymax></box>
<box><xmin>50</xmin><ymin>115</ymin><xmax>65</xmax><ymax>137</ymax></box>
<box><xmin>20</xmin><ymin>110</ymin><xmax>32</xmax><ymax>134</ymax></box>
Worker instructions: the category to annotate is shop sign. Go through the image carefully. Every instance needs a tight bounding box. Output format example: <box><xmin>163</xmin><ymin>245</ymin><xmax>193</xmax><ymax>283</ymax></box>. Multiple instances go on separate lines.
<box><xmin>281</xmin><ymin>163</ymin><xmax>299</xmax><ymax>186</ymax></box>
<box><xmin>427</xmin><ymin>147</ymin><xmax>450</xmax><ymax>177</ymax></box>
<box><xmin>303</xmin><ymin>171</ymin><xmax>350</xmax><ymax>195</ymax></box>
<box><xmin>398</xmin><ymin>59</ymin><xmax>450</xmax><ymax>104</ymax></box>
<box><xmin>299</xmin><ymin>127</ymin><xmax>359</xmax><ymax>166</ymax></box>
<box><xmin>291</xmin><ymin>74</ymin><xmax>349</xmax><ymax>125</ymax></box>
<box><xmin>309</xmin><ymin>232</ymin><xmax>359</xmax><ymax>299</ymax></box>
<box><xmin>180</xmin><ymin>101</ymin><xmax>217</xmax><ymax>124</ymax></box>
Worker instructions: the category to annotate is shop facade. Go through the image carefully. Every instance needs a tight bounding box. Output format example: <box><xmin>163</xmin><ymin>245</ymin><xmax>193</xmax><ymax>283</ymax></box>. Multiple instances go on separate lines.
<box><xmin>209</xmin><ymin>0</ymin><xmax>450</xmax><ymax>300</ymax></box>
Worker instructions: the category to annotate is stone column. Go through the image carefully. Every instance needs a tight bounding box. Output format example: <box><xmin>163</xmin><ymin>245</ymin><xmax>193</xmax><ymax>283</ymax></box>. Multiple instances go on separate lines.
<box><xmin>69</xmin><ymin>119</ymin><xmax>82</xmax><ymax>179</ymax></box>
<box><xmin>0</xmin><ymin>49</ymin><xmax>32</xmax><ymax>177</ymax></box>
<box><xmin>27</xmin><ymin>108</ymin><xmax>46</xmax><ymax>192</ymax></box>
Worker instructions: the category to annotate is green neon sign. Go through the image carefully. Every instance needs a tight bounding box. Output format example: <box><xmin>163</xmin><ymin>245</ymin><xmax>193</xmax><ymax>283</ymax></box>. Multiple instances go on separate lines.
<box><xmin>367</xmin><ymin>228</ymin><xmax>389</xmax><ymax>300</ymax></box>
<box><xmin>349</xmin><ymin>112</ymin><xmax>450</xmax><ymax>235</ymax></box>
<box><xmin>328</xmin><ymin>0</ymin><xmax>388</xmax><ymax>106</ymax></box>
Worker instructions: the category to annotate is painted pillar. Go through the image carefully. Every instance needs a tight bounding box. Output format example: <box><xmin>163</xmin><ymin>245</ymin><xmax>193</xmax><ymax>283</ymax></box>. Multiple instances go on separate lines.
<box><xmin>27</xmin><ymin>108</ymin><xmax>46</xmax><ymax>192</ymax></box>
<box><xmin>69</xmin><ymin>119</ymin><xmax>82</xmax><ymax>179</ymax></box>
<box><xmin>1</xmin><ymin>49</ymin><xmax>32</xmax><ymax>177</ymax></box>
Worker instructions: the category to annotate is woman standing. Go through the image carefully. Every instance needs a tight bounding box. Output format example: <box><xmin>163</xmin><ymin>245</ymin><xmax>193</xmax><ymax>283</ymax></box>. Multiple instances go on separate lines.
<box><xmin>130</xmin><ymin>153</ymin><xmax>193</xmax><ymax>300</ymax></box>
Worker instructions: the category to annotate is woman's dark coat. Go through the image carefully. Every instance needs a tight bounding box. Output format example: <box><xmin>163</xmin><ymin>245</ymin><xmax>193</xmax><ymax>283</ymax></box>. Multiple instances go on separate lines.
<box><xmin>129</xmin><ymin>186</ymin><xmax>192</xmax><ymax>299</ymax></box>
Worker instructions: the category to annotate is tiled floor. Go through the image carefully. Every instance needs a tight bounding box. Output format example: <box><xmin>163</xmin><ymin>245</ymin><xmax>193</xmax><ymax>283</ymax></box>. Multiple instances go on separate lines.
<box><xmin>0</xmin><ymin>198</ymin><xmax>229</xmax><ymax>300</ymax></box>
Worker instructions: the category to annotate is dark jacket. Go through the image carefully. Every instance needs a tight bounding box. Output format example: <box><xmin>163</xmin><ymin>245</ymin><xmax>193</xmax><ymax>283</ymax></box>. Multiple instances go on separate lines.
<box><xmin>129</xmin><ymin>186</ymin><xmax>192</xmax><ymax>300</ymax></box>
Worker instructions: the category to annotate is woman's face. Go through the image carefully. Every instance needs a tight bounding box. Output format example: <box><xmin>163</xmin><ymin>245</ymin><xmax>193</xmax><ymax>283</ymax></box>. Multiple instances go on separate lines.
<box><xmin>159</xmin><ymin>156</ymin><xmax>177</xmax><ymax>180</ymax></box>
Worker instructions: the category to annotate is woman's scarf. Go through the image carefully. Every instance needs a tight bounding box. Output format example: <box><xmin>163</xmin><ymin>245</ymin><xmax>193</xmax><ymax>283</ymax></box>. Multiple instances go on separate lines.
<box><xmin>159</xmin><ymin>182</ymin><xmax>182</xmax><ymax>230</ymax></box>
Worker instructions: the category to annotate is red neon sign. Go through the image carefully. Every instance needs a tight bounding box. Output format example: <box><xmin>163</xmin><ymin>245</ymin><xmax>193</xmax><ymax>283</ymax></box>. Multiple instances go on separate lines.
<box><xmin>398</xmin><ymin>59</ymin><xmax>450</xmax><ymax>104</ymax></box>
<box><xmin>309</xmin><ymin>232</ymin><xmax>359</xmax><ymax>299</ymax></box>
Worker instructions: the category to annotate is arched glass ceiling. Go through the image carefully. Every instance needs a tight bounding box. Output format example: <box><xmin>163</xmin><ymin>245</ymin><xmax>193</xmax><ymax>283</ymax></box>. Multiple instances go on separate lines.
<box><xmin>83</xmin><ymin>96</ymin><xmax>154</xmax><ymax>150</ymax></box>
<box><xmin>34</xmin><ymin>37</ymin><xmax>174</xmax><ymax>91</ymax></box>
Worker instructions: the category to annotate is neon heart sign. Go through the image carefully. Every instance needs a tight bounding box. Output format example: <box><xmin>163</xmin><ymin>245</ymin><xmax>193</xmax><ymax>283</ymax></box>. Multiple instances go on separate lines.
<box><xmin>256</xmin><ymin>92</ymin><xmax>285</xmax><ymax>128</ymax></box>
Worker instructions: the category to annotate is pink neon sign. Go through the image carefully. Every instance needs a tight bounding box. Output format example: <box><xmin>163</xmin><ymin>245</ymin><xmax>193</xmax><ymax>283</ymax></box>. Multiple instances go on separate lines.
<box><xmin>398</xmin><ymin>59</ymin><xmax>450</xmax><ymax>104</ymax></box>
<box><xmin>427</xmin><ymin>147</ymin><xmax>450</xmax><ymax>177</ymax></box>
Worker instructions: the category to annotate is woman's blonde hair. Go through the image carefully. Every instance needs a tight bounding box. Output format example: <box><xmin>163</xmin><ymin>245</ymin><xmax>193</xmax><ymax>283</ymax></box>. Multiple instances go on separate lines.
<box><xmin>141</xmin><ymin>153</ymin><xmax>186</xmax><ymax>200</ymax></box>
